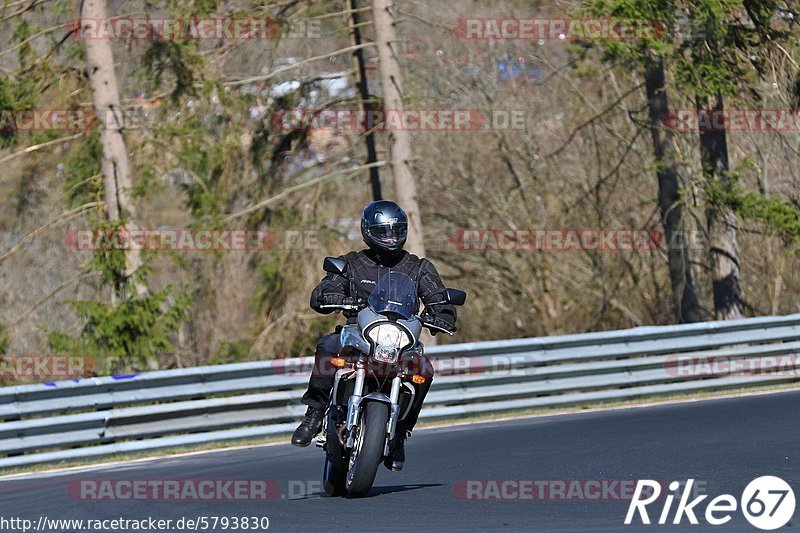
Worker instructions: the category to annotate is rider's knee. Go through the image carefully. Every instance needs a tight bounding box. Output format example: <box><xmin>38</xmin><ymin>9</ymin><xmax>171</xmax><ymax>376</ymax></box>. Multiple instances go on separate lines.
<box><xmin>316</xmin><ymin>332</ymin><xmax>341</xmax><ymax>356</ymax></box>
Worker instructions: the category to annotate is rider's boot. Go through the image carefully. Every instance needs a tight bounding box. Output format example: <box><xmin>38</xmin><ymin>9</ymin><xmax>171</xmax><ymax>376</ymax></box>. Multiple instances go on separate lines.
<box><xmin>291</xmin><ymin>406</ymin><xmax>325</xmax><ymax>447</ymax></box>
<box><xmin>384</xmin><ymin>430</ymin><xmax>408</xmax><ymax>471</ymax></box>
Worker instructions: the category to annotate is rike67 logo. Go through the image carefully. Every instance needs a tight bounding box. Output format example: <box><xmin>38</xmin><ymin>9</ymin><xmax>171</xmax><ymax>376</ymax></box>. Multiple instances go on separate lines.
<box><xmin>625</xmin><ymin>477</ymin><xmax>795</xmax><ymax>530</ymax></box>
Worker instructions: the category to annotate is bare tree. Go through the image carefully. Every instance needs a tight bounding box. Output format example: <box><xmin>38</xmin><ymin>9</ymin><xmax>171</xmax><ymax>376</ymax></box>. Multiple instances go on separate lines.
<box><xmin>348</xmin><ymin>0</ymin><xmax>382</xmax><ymax>200</ymax></box>
<box><xmin>644</xmin><ymin>55</ymin><xmax>702</xmax><ymax>322</ymax></box>
<box><xmin>80</xmin><ymin>0</ymin><xmax>146</xmax><ymax>297</ymax></box>
<box><xmin>697</xmin><ymin>94</ymin><xmax>743</xmax><ymax>320</ymax></box>
<box><xmin>371</xmin><ymin>0</ymin><xmax>425</xmax><ymax>257</ymax></box>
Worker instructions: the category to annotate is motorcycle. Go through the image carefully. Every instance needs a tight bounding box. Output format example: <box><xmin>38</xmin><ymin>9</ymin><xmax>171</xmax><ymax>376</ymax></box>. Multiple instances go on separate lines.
<box><xmin>315</xmin><ymin>256</ymin><xmax>466</xmax><ymax>497</ymax></box>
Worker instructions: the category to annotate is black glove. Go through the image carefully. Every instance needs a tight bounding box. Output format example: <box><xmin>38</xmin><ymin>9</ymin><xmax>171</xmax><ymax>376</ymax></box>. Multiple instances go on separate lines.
<box><xmin>422</xmin><ymin>311</ymin><xmax>456</xmax><ymax>335</ymax></box>
<box><xmin>318</xmin><ymin>293</ymin><xmax>346</xmax><ymax>307</ymax></box>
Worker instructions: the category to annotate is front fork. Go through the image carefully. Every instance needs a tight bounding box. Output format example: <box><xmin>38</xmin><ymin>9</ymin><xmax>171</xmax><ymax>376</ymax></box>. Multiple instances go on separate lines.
<box><xmin>384</xmin><ymin>376</ymin><xmax>401</xmax><ymax>456</ymax></box>
<box><xmin>343</xmin><ymin>361</ymin><xmax>402</xmax><ymax>454</ymax></box>
<box><xmin>344</xmin><ymin>364</ymin><xmax>366</xmax><ymax>448</ymax></box>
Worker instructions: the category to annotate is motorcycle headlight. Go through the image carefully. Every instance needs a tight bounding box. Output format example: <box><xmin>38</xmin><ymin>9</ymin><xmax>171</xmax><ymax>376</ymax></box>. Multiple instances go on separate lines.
<box><xmin>366</xmin><ymin>323</ymin><xmax>411</xmax><ymax>364</ymax></box>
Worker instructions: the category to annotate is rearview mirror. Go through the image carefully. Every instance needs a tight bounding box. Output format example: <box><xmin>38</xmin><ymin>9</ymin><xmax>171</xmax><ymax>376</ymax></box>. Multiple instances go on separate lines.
<box><xmin>323</xmin><ymin>256</ymin><xmax>347</xmax><ymax>276</ymax></box>
<box><xmin>444</xmin><ymin>288</ymin><xmax>467</xmax><ymax>306</ymax></box>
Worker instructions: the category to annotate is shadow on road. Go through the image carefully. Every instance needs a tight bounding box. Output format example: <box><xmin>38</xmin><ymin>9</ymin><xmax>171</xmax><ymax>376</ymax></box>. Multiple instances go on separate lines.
<box><xmin>366</xmin><ymin>483</ymin><xmax>444</xmax><ymax>497</ymax></box>
<box><xmin>292</xmin><ymin>483</ymin><xmax>444</xmax><ymax>500</ymax></box>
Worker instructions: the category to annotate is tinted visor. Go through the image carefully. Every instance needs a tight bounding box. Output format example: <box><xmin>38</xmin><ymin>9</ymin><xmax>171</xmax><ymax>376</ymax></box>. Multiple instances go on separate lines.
<box><xmin>367</xmin><ymin>222</ymin><xmax>408</xmax><ymax>246</ymax></box>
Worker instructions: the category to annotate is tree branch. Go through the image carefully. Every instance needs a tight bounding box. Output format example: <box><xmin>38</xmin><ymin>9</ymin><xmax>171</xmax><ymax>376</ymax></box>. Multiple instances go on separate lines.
<box><xmin>223</xmin><ymin>161</ymin><xmax>385</xmax><ymax>222</ymax></box>
<box><xmin>0</xmin><ymin>131</ymin><xmax>85</xmax><ymax>167</ymax></box>
<box><xmin>222</xmin><ymin>43</ymin><xmax>375</xmax><ymax>88</ymax></box>
<box><xmin>0</xmin><ymin>201</ymin><xmax>102</xmax><ymax>264</ymax></box>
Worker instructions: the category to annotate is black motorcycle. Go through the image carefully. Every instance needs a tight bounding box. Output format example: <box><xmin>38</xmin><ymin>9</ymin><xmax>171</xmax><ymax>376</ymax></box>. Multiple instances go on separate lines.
<box><xmin>315</xmin><ymin>256</ymin><xmax>466</xmax><ymax>497</ymax></box>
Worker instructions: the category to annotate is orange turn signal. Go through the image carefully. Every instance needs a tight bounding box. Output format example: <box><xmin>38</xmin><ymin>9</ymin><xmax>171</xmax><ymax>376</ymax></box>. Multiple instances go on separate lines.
<box><xmin>411</xmin><ymin>374</ymin><xmax>426</xmax><ymax>384</ymax></box>
<box><xmin>331</xmin><ymin>357</ymin><xmax>346</xmax><ymax>368</ymax></box>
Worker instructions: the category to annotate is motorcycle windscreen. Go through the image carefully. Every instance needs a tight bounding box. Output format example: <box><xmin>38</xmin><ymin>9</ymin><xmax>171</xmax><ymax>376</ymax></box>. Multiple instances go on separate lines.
<box><xmin>367</xmin><ymin>272</ymin><xmax>417</xmax><ymax>319</ymax></box>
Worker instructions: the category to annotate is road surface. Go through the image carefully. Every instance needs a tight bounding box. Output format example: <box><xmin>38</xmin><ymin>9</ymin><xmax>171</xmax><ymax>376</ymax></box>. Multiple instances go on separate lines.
<box><xmin>1</xmin><ymin>390</ymin><xmax>797</xmax><ymax>532</ymax></box>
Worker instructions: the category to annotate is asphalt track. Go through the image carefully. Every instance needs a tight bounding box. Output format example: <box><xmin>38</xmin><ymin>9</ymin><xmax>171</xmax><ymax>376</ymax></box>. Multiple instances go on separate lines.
<box><xmin>1</xmin><ymin>389</ymin><xmax>798</xmax><ymax>533</ymax></box>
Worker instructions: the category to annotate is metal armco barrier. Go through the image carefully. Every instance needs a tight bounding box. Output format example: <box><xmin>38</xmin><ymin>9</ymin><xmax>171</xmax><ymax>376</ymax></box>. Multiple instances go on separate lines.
<box><xmin>2</xmin><ymin>313</ymin><xmax>800</xmax><ymax>469</ymax></box>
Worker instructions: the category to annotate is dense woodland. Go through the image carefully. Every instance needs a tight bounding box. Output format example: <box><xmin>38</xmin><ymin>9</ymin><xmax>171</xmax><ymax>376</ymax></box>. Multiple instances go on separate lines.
<box><xmin>1</xmin><ymin>0</ymin><xmax>800</xmax><ymax>377</ymax></box>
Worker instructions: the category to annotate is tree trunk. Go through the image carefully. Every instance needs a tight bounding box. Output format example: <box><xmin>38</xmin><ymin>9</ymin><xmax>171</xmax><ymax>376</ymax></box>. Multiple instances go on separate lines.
<box><xmin>697</xmin><ymin>93</ymin><xmax>743</xmax><ymax>320</ymax></box>
<box><xmin>371</xmin><ymin>0</ymin><xmax>425</xmax><ymax>257</ymax></box>
<box><xmin>348</xmin><ymin>0</ymin><xmax>382</xmax><ymax>201</ymax></box>
<box><xmin>644</xmin><ymin>55</ymin><xmax>702</xmax><ymax>323</ymax></box>
<box><xmin>81</xmin><ymin>0</ymin><xmax>146</xmax><ymax>297</ymax></box>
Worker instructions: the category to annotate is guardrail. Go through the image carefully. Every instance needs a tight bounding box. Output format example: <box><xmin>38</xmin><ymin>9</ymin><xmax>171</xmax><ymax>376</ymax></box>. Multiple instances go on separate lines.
<box><xmin>2</xmin><ymin>313</ymin><xmax>800</xmax><ymax>470</ymax></box>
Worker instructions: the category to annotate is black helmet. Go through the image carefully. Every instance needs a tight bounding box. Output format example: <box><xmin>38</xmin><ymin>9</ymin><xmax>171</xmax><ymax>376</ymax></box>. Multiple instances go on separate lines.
<box><xmin>361</xmin><ymin>200</ymin><xmax>408</xmax><ymax>253</ymax></box>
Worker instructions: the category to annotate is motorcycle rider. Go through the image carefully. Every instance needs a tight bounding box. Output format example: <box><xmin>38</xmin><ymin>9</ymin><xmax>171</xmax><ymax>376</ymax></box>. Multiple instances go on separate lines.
<box><xmin>291</xmin><ymin>200</ymin><xmax>457</xmax><ymax>471</ymax></box>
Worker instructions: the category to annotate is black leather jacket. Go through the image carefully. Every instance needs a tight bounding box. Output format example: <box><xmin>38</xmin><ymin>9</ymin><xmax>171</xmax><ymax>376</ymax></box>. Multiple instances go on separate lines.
<box><xmin>310</xmin><ymin>249</ymin><xmax>457</xmax><ymax>330</ymax></box>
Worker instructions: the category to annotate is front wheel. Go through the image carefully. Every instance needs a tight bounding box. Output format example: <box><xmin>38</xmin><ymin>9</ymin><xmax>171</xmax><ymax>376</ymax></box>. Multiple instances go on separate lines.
<box><xmin>345</xmin><ymin>401</ymin><xmax>389</xmax><ymax>497</ymax></box>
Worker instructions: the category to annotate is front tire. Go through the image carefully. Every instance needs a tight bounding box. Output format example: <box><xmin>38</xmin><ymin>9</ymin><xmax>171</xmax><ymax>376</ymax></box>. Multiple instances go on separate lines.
<box><xmin>345</xmin><ymin>401</ymin><xmax>389</xmax><ymax>497</ymax></box>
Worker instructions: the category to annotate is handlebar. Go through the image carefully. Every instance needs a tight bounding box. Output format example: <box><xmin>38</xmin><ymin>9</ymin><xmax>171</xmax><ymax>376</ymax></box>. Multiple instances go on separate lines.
<box><xmin>319</xmin><ymin>297</ymin><xmax>455</xmax><ymax>335</ymax></box>
<box><xmin>318</xmin><ymin>296</ymin><xmax>363</xmax><ymax>311</ymax></box>
<box><xmin>319</xmin><ymin>304</ymin><xmax>361</xmax><ymax>311</ymax></box>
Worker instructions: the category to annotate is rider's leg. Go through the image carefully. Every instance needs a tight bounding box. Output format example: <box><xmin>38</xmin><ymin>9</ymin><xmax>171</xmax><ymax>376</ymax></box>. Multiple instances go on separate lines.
<box><xmin>387</xmin><ymin>354</ymin><xmax>434</xmax><ymax>470</ymax></box>
<box><xmin>398</xmin><ymin>354</ymin><xmax>434</xmax><ymax>434</ymax></box>
<box><xmin>292</xmin><ymin>331</ymin><xmax>341</xmax><ymax>447</ymax></box>
<box><xmin>300</xmin><ymin>333</ymin><xmax>341</xmax><ymax>408</ymax></box>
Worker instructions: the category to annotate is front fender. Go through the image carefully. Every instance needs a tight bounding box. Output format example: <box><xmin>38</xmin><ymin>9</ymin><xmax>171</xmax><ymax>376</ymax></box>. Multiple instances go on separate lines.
<box><xmin>344</xmin><ymin>392</ymin><xmax>391</xmax><ymax>449</ymax></box>
<box><xmin>361</xmin><ymin>392</ymin><xmax>391</xmax><ymax>405</ymax></box>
